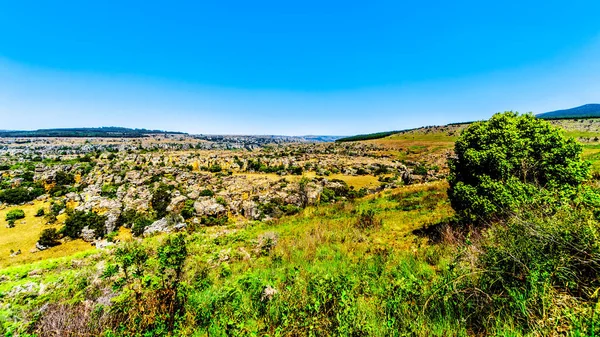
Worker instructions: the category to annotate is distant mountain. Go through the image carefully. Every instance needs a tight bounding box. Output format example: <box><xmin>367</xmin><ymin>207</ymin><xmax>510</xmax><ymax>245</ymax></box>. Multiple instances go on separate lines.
<box><xmin>537</xmin><ymin>104</ymin><xmax>600</xmax><ymax>119</ymax></box>
<box><xmin>0</xmin><ymin>127</ymin><xmax>186</xmax><ymax>138</ymax></box>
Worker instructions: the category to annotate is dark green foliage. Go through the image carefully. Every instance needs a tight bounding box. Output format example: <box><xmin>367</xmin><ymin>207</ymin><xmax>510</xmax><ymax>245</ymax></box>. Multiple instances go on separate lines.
<box><xmin>50</xmin><ymin>200</ymin><xmax>65</xmax><ymax>215</ymax></box>
<box><xmin>336</xmin><ymin>130</ymin><xmax>400</xmax><ymax>142</ymax></box>
<box><xmin>288</xmin><ymin>165</ymin><xmax>303</xmax><ymax>175</ymax></box>
<box><xmin>61</xmin><ymin>210</ymin><xmax>107</xmax><ymax>239</ymax></box>
<box><xmin>413</xmin><ymin>164</ymin><xmax>428</xmax><ymax>176</ymax></box>
<box><xmin>35</xmin><ymin>208</ymin><xmax>45</xmax><ymax>217</ymax></box>
<box><xmin>5</xmin><ymin>209</ymin><xmax>25</xmax><ymax>221</ymax></box>
<box><xmin>101</xmin><ymin>184</ymin><xmax>118</xmax><ymax>198</ymax></box>
<box><xmin>208</xmin><ymin>164</ymin><xmax>222</xmax><ymax>173</ymax></box>
<box><xmin>38</xmin><ymin>228</ymin><xmax>60</xmax><ymax>247</ymax></box>
<box><xmin>180</xmin><ymin>199</ymin><xmax>196</xmax><ymax>219</ymax></box>
<box><xmin>0</xmin><ymin>186</ymin><xmax>44</xmax><ymax>204</ymax></box>
<box><xmin>200</xmin><ymin>215</ymin><xmax>228</xmax><ymax>226</ymax></box>
<box><xmin>131</xmin><ymin>217</ymin><xmax>153</xmax><ymax>236</ymax></box>
<box><xmin>54</xmin><ymin>171</ymin><xmax>75</xmax><ymax>185</ymax></box>
<box><xmin>448</xmin><ymin>112</ymin><xmax>589</xmax><ymax>223</ymax></box>
<box><xmin>120</xmin><ymin>210</ymin><xmax>154</xmax><ymax>237</ymax></box>
<box><xmin>151</xmin><ymin>184</ymin><xmax>172</xmax><ymax>219</ymax></box>
<box><xmin>198</xmin><ymin>189</ymin><xmax>214</xmax><ymax>197</ymax></box>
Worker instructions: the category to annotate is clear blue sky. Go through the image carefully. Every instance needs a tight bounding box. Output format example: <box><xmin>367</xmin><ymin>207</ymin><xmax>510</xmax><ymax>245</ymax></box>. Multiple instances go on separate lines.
<box><xmin>1</xmin><ymin>1</ymin><xmax>600</xmax><ymax>135</ymax></box>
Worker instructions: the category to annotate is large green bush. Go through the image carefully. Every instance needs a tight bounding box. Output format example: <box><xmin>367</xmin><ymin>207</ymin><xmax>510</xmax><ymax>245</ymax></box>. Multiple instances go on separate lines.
<box><xmin>61</xmin><ymin>210</ymin><xmax>107</xmax><ymax>238</ymax></box>
<box><xmin>5</xmin><ymin>209</ymin><xmax>25</xmax><ymax>221</ymax></box>
<box><xmin>448</xmin><ymin>112</ymin><xmax>589</xmax><ymax>223</ymax></box>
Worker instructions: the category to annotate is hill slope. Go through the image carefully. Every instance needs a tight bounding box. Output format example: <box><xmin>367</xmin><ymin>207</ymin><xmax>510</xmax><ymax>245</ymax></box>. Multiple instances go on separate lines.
<box><xmin>0</xmin><ymin>127</ymin><xmax>185</xmax><ymax>138</ymax></box>
<box><xmin>537</xmin><ymin>104</ymin><xmax>600</xmax><ymax>119</ymax></box>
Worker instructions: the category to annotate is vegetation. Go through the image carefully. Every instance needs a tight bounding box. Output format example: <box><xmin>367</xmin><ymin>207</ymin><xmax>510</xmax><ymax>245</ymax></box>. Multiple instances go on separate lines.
<box><xmin>0</xmin><ymin>186</ymin><xmax>44</xmax><ymax>204</ymax></box>
<box><xmin>5</xmin><ymin>209</ymin><xmax>25</xmax><ymax>222</ymax></box>
<box><xmin>3</xmin><ymin>113</ymin><xmax>600</xmax><ymax>336</ymax></box>
<box><xmin>448</xmin><ymin>112</ymin><xmax>589</xmax><ymax>223</ymax></box>
<box><xmin>61</xmin><ymin>210</ymin><xmax>108</xmax><ymax>239</ymax></box>
<box><xmin>336</xmin><ymin>130</ymin><xmax>402</xmax><ymax>142</ymax></box>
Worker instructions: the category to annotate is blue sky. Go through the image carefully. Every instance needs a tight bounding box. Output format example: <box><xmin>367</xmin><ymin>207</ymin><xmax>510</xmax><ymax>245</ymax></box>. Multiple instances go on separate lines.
<box><xmin>1</xmin><ymin>1</ymin><xmax>600</xmax><ymax>135</ymax></box>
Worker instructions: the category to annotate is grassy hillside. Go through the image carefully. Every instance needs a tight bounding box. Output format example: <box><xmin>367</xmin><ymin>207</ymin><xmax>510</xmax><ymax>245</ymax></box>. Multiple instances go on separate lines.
<box><xmin>2</xmin><ymin>178</ymin><xmax>598</xmax><ymax>336</ymax></box>
<box><xmin>2</xmin><ymin>115</ymin><xmax>600</xmax><ymax>336</ymax></box>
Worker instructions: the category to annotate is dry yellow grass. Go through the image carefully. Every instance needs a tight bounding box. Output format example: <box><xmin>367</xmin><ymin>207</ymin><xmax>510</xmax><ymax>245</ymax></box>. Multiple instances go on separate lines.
<box><xmin>0</xmin><ymin>201</ymin><xmax>133</xmax><ymax>269</ymax></box>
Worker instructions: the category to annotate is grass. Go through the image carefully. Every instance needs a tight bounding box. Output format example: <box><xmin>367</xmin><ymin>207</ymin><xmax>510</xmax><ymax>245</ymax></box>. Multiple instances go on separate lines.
<box><xmin>0</xmin><ymin>201</ymin><xmax>131</xmax><ymax>269</ymax></box>
<box><xmin>0</xmin><ymin>181</ymin><xmax>456</xmax><ymax>336</ymax></box>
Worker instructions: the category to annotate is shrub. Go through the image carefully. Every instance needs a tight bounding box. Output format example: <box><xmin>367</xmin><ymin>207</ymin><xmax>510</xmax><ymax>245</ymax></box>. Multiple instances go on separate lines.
<box><xmin>101</xmin><ymin>184</ymin><xmax>118</xmax><ymax>198</ymax></box>
<box><xmin>199</xmin><ymin>189</ymin><xmax>214</xmax><ymax>197</ymax></box>
<box><xmin>448</xmin><ymin>112</ymin><xmax>589</xmax><ymax>223</ymax></box>
<box><xmin>35</xmin><ymin>208</ymin><xmax>45</xmax><ymax>217</ymax></box>
<box><xmin>355</xmin><ymin>209</ymin><xmax>382</xmax><ymax>230</ymax></box>
<box><xmin>61</xmin><ymin>210</ymin><xmax>107</xmax><ymax>239</ymax></box>
<box><xmin>131</xmin><ymin>217</ymin><xmax>153</xmax><ymax>237</ymax></box>
<box><xmin>0</xmin><ymin>186</ymin><xmax>44</xmax><ymax>204</ymax></box>
<box><xmin>151</xmin><ymin>184</ymin><xmax>172</xmax><ymax>219</ymax></box>
<box><xmin>54</xmin><ymin>171</ymin><xmax>75</xmax><ymax>185</ymax></box>
<box><xmin>38</xmin><ymin>228</ymin><xmax>60</xmax><ymax>247</ymax></box>
<box><xmin>208</xmin><ymin>164</ymin><xmax>222</xmax><ymax>173</ymax></box>
<box><xmin>5</xmin><ymin>209</ymin><xmax>25</xmax><ymax>221</ymax></box>
<box><xmin>180</xmin><ymin>199</ymin><xmax>196</xmax><ymax>219</ymax></box>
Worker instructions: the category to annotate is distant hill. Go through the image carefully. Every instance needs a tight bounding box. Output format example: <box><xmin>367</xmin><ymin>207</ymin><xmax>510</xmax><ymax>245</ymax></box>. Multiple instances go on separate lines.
<box><xmin>0</xmin><ymin>127</ymin><xmax>186</xmax><ymax>138</ymax></box>
<box><xmin>537</xmin><ymin>104</ymin><xmax>600</xmax><ymax>119</ymax></box>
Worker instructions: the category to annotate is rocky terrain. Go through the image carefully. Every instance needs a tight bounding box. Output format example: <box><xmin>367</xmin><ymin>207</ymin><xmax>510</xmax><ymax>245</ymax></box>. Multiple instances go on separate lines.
<box><xmin>0</xmin><ymin>135</ymin><xmax>442</xmax><ymax>257</ymax></box>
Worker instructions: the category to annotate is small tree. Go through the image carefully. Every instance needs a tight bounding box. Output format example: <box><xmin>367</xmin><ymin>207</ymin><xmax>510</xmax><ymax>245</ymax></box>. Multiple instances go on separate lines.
<box><xmin>448</xmin><ymin>112</ymin><xmax>589</xmax><ymax>223</ymax></box>
<box><xmin>151</xmin><ymin>184</ymin><xmax>172</xmax><ymax>219</ymax></box>
<box><xmin>38</xmin><ymin>228</ymin><xmax>60</xmax><ymax>247</ymax></box>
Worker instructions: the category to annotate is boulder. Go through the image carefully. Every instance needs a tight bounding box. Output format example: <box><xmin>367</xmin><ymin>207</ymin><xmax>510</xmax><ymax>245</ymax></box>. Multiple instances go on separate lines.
<box><xmin>194</xmin><ymin>198</ymin><xmax>227</xmax><ymax>217</ymax></box>
<box><xmin>143</xmin><ymin>218</ymin><xmax>170</xmax><ymax>236</ymax></box>
<box><xmin>81</xmin><ymin>227</ymin><xmax>96</xmax><ymax>242</ymax></box>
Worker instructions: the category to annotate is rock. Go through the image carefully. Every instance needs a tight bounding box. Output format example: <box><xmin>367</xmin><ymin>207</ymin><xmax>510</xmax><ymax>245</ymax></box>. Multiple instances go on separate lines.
<box><xmin>194</xmin><ymin>198</ymin><xmax>226</xmax><ymax>217</ymax></box>
<box><xmin>9</xmin><ymin>249</ymin><xmax>21</xmax><ymax>257</ymax></box>
<box><xmin>173</xmin><ymin>222</ymin><xmax>187</xmax><ymax>231</ymax></box>
<box><xmin>28</xmin><ymin>269</ymin><xmax>43</xmax><ymax>277</ymax></box>
<box><xmin>94</xmin><ymin>240</ymin><xmax>115</xmax><ymax>249</ymax></box>
<box><xmin>7</xmin><ymin>282</ymin><xmax>39</xmax><ymax>298</ymax></box>
<box><xmin>143</xmin><ymin>218</ymin><xmax>170</xmax><ymax>236</ymax></box>
<box><xmin>261</xmin><ymin>285</ymin><xmax>278</xmax><ymax>302</ymax></box>
<box><xmin>35</xmin><ymin>242</ymin><xmax>49</xmax><ymax>251</ymax></box>
<box><xmin>81</xmin><ymin>227</ymin><xmax>97</xmax><ymax>242</ymax></box>
<box><xmin>167</xmin><ymin>195</ymin><xmax>187</xmax><ymax>212</ymax></box>
<box><xmin>241</xmin><ymin>201</ymin><xmax>260</xmax><ymax>220</ymax></box>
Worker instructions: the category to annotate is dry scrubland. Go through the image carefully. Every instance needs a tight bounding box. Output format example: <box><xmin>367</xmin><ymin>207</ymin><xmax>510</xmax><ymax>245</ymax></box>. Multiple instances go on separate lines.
<box><xmin>0</xmin><ymin>117</ymin><xmax>600</xmax><ymax>336</ymax></box>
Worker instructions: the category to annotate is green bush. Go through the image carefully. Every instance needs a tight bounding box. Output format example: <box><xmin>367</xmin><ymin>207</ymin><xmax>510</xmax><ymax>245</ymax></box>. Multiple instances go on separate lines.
<box><xmin>131</xmin><ymin>217</ymin><xmax>153</xmax><ymax>237</ymax></box>
<box><xmin>61</xmin><ymin>210</ymin><xmax>107</xmax><ymax>239</ymax></box>
<box><xmin>35</xmin><ymin>208</ymin><xmax>45</xmax><ymax>217</ymax></box>
<box><xmin>448</xmin><ymin>112</ymin><xmax>589</xmax><ymax>223</ymax></box>
<box><xmin>198</xmin><ymin>189</ymin><xmax>214</xmax><ymax>197</ymax></box>
<box><xmin>5</xmin><ymin>209</ymin><xmax>25</xmax><ymax>221</ymax></box>
<box><xmin>151</xmin><ymin>184</ymin><xmax>172</xmax><ymax>219</ymax></box>
<box><xmin>0</xmin><ymin>186</ymin><xmax>44</xmax><ymax>204</ymax></box>
<box><xmin>101</xmin><ymin>184</ymin><xmax>118</xmax><ymax>198</ymax></box>
<box><xmin>38</xmin><ymin>228</ymin><xmax>60</xmax><ymax>247</ymax></box>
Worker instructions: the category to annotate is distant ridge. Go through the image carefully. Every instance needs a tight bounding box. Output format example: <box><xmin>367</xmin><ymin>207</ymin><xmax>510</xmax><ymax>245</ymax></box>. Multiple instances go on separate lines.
<box><xmin>537</xmin><ymin>104</ymin><xmax>600</xmax><ymax>119</ymax></box>
<box><xmin>0</xmin><ymin>127</ymin><xmax>186</xmax><ymax>138</ymax></box>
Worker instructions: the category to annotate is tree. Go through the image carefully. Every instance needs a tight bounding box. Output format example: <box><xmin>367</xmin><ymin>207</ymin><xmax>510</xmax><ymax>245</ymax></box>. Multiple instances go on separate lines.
<box><xmin>151</xmin><ymin>184</ymin><xmax>172</xmax><ymax>219</ymax></box>
<box><xmin>38</xmin><ymin>228</ymin><xmax>60</xmax><ymax>247</ymax></box>
<box><xmin>448</xmin><ymin>112</ymin><xmax>589</xmax><ymax>223</ymax></box>
<box><xmin>61</xmin><ymin>210</ymin><xmax>107</xmax><ymax>238</ymax></box>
